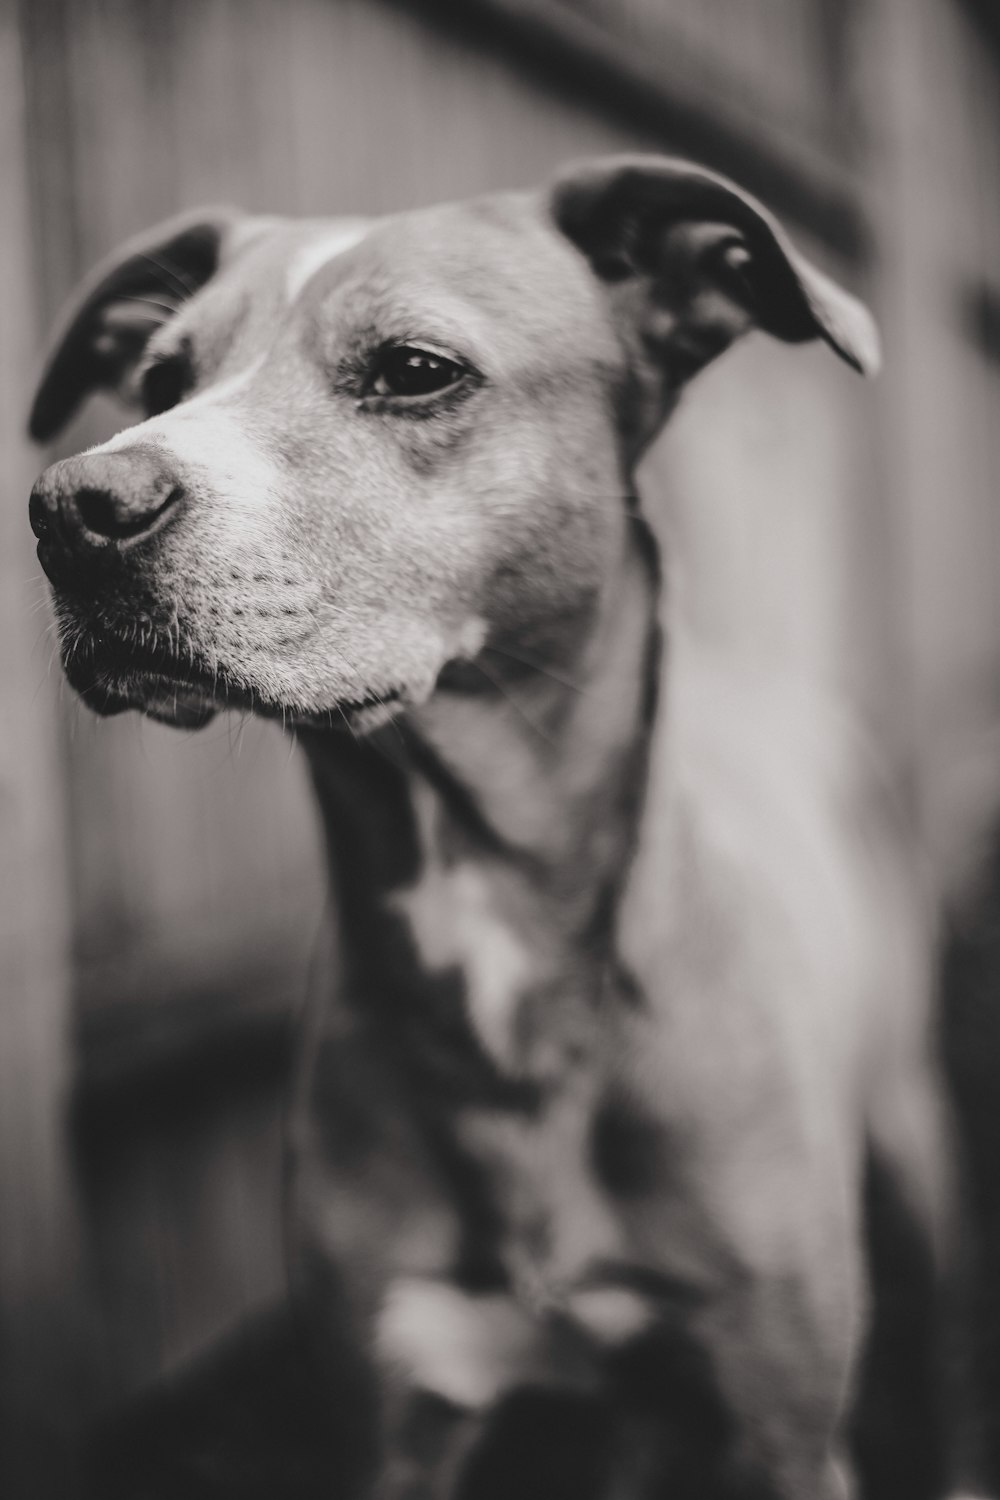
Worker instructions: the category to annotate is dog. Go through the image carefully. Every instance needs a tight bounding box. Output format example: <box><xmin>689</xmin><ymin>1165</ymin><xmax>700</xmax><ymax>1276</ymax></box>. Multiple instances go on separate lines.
<box><xmin>27</xmin><ymin>156</ymin><xmax>960</xmax><ymax>1499</ymax></box>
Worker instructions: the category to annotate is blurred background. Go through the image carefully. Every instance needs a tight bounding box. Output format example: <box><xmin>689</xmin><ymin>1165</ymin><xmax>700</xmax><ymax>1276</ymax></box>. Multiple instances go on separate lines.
<box><xmin>1</xmin><ymin>1</ymin><xmax>999</xmax><ymax>1495</ymax></box>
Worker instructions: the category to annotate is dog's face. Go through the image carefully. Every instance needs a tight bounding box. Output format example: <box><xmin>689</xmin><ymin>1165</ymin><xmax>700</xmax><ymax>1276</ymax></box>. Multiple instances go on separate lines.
<box><xmin>28</xmin><ymin>158</ymin><xmax>877</xmax><ymax>730</ymax></box>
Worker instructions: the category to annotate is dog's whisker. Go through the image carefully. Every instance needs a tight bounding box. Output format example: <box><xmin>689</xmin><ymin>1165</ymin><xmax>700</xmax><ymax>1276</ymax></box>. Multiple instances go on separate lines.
<box><xmin>136</xmin><ymin>250</ymin><xmax>199</xmax><ymax>301</ymax></box>
<box><xmin>116</xmin><ymin>293</ymin><xmax>182</xmax><ymax>320</ymax></box>
<box><xmin>233</xmin><ymin>710</ymin><xmax>250</xmax><ymax>757</ymax></box>
<box><xmin>366</xmin><ymin>687</ymin><xmax>410</xmax><ymax>755</ymax></box>
<box><xmin>469</xmin><ymin>658</ymin><xmax>558</xmax><ymax>747</ymax></box>
<box><xmin>335</xmin><ymin>702</ymin><xmax>362</xmax><ymax>746</ymax></box>
<box><xmin>481</xmin><ymin>644</ymin><xmax>589</xmax><ymax>696</ymax></box>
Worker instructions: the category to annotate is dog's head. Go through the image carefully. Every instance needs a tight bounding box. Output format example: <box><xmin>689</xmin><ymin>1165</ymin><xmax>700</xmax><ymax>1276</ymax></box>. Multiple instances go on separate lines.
<box><xmin>28</xmin><ymin>156</ymin><xmax>878</xmax><ymax>730</ymax></box>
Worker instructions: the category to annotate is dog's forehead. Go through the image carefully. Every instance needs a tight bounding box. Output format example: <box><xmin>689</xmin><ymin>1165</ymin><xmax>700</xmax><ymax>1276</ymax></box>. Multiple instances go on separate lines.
<box><xmin>283</xmin><ymin>217</ymin><xmax>375</xmax><ymax>301</ymax></box>
<box><xmin>161</xmin><ymin>193</ymin><xmax>617</xmax><ymax>387</ymax></box>
<box><xmin>243</xmin><ymin>196</ymin><xmax>610</xmax><ymax>358</ymax></box>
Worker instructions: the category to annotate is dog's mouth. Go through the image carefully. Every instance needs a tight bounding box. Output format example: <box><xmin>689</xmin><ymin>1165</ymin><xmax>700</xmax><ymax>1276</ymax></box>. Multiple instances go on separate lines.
<box><xmin>61</xmin><ymin>628</ymin><xmax>218</xmax><ymax>727</ymax></box>
<box><xmin>60</xmin><ymin>622</ymin><xmax>405</xmax><ymax>732</ymax></box>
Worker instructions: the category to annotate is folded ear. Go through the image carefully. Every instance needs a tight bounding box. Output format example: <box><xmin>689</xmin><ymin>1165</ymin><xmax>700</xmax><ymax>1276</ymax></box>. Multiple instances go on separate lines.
<box><xmin>28</xmin><ymin>207</ymin><xmax>251</xmax><ymax>443</ymax></box>
<box><xmin>551</xmin><ymin>155</ymin><xmax>879</xmax><ymax>430</ymax></box>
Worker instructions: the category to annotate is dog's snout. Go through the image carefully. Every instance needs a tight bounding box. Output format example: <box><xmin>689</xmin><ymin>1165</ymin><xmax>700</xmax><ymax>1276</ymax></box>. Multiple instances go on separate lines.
<box><xmin>30</xmin><ymin>448</ymin><xmax>185</xmax><ymax>567</ymax></box>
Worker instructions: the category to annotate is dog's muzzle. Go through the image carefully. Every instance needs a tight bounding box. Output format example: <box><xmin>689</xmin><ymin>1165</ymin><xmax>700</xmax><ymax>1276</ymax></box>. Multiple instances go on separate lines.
<box><xmin>28</xmin><ymin>445</ymin><xmax>222</xmax><ymax>726</ymax></box>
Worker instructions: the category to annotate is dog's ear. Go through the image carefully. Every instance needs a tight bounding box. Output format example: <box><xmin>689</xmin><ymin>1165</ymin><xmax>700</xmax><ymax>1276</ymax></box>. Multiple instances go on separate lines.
<box><xmin>551</xmin><ymin>155</ymin><xmax>879</xmax><ymax>418</ymax></box>
<box><xmin>28</xmin><ymin>207</ymin><xmax>255</xmax><ymax>443</ymax></box>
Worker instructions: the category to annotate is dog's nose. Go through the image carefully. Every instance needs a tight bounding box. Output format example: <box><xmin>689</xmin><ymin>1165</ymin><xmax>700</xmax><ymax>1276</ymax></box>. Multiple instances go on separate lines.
<box><xmin>30</xmin><ymin>448</ymin><xmax>185</xmax><ymax>561</ymax></box>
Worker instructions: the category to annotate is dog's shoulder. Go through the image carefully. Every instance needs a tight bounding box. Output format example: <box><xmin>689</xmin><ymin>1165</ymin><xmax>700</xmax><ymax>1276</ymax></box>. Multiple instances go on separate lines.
<box><xmin>621</xmin><ymin>634</ymin><xmax>927</xmax><ymax>1051</ymax></box>
<box><xmin>609</xmin><ymin>639</ymin><xmax>931</xmax><ymax>1272</ymax></box>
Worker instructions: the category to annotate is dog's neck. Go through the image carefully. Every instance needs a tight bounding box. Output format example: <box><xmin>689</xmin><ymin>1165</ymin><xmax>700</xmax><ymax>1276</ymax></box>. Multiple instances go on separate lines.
<box><xmin>300</xmin><ymin>515</ymin><xmax>660</xmax><ymax>1022</ymax></box>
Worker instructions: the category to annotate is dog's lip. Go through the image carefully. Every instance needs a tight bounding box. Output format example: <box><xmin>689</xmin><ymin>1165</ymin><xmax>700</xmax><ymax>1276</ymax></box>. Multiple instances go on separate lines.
<box><xmin>63</xmin><ymin>634</ymin><xmax>220</xmax><ymax>726</ymax></box>
<box><xmin>61</xmin><ymin>620</ymin><xmax>406</xmax><ymax>727</ymax></box>
<box><xmin>66</xmin><ymin>628</ymin><xmax>219</xmax><ymax>693</ymax></box>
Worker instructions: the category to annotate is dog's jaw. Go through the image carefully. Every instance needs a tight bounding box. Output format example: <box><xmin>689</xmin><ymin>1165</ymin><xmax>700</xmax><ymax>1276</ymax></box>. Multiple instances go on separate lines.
<box><xmin>303</xmin><ymin>516</ymin><xmax>660</xmax><ymax>946</ymax></box>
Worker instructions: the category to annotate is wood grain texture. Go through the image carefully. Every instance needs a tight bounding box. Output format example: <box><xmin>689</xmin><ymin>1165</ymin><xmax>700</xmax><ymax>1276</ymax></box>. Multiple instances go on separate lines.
<box><xmin>859</xmin><ymin>0</ymin><xmax>1000</xmax><ymax>879</ymax></box>
<box><xmin>0</xmin><ymin>4</ymin><xmax>86</xmax><ymax>1492</ymax></box>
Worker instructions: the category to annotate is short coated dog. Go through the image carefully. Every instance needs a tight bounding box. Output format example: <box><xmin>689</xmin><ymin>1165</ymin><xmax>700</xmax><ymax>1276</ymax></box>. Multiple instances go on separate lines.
<box><xmin>28</xmin><ymin>157</ymin><xmax>961</xmax><ymax>1499</ymax></box>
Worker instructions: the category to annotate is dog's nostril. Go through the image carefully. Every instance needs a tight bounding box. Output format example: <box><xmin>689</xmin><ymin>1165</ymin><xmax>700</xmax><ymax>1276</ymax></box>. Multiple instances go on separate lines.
<box><xmin>76</xmin><ymin>487</ymin><xmax>121</xmax><ymax>537</ymax></box>
<box><xmin>75</xmin><ymin>483</ymin><xmax>182</xmax><ymax>542</ymax></box>
<box><xmin>28</xmin><ymin>486</ymin><xmax>52</xmax><ymax>540</ymax></box>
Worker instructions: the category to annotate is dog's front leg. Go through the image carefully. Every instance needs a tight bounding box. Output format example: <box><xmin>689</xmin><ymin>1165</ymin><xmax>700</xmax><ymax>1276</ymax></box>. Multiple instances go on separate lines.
<box><xmin>593</xmin><ymin>1288</ymin><xmax>857</xmax><ymax>1500</ymax></box>
<box><xmin>686</xmin><ymin>1269</ymin><xmax>860</xmax><ymax>1500</ymax></box>
<box><xmin>588</xmin><ymin>1156</ymin><xmax>864</xmax><ymax>1497</ymax></box>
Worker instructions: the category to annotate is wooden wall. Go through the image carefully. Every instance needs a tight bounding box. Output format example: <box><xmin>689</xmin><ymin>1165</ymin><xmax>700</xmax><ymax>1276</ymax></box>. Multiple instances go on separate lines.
<box><xmin>2</xmin><ymin>0</ymin><xmax>998</xmax><ymax>1493</ymax></box>
<box><xmin>0</xmin><ymin>7</ymin><xmax>84</xmax><ymax>1494</ymax></box>
<box><xmin>863</xmin><ymin>0</ymin><xmax>1000</xmax><ymax>890</ymax></box>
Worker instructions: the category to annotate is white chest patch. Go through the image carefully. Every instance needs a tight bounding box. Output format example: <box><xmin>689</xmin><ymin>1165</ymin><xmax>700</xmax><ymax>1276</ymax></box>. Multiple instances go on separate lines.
<box><xmin>375</xmin><ymin>1278</ymin><xmax>546</xmax><ymax>1409</ymax></box>
<box><xmin>390</xmin><ymin>858</ymin><xmax>534</xmax><ymax>1066</ymax></box>
<box><xmin>564</xmin><ymin>1285</ymin><xmax>655</xmax><ymax>1345</ymax></box>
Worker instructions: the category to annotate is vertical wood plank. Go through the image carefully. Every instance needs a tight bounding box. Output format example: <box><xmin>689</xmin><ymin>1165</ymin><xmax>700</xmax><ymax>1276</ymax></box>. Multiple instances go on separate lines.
<box><xmin>862</xmin><ymin>0</ymin><xmax>1000</xmax><ymax>878</ymax></box>
<box><xmin>0</xmin><ymin>2</ymin><xmax>86</xmax><ymax>1492</ymax></box>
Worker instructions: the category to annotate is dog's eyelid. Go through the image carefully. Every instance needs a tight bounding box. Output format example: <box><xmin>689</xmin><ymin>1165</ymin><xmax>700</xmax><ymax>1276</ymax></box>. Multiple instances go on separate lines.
<box><xmin>378</xmin><ymin>335</ymin><xmax>474</xmax><ymax>369</ymax></box>
<box><xmin>362</xmin><ymin>341</ymin><xmax>478</xmax><ymax>402</ymax></box>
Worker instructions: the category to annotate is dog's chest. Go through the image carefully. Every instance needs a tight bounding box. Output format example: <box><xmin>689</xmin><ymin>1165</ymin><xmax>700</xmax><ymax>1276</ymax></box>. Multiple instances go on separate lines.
<box><xmin>303</xmin><ymin>767</ymin><xmax>676</xmax><ymax>1331</ymax></box>
<box><xmin>384</xmin><ymin>786</ymin><xmax>606</xmax><ymax>1084</ymax></box>
<box><xmin>362</xmin><ymin>791</ymin><xmax>638</xmax><ymax>1284</ymax></box>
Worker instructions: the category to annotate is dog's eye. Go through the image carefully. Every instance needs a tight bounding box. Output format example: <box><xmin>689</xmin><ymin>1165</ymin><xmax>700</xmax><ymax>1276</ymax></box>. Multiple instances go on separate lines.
<box><xmin>140</xmin><ymin>355</ymin><xmax>190</xmax><ymax>417</ymax></box>
<box><xmin>370</xmin><ymin>346</ymin><xmax>466</xmax><ymax>399</ymax></box>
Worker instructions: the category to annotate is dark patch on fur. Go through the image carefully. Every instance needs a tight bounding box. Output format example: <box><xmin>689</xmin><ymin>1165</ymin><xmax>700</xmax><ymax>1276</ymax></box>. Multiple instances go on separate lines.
<box><xmin>288</xmin><ymin>1246</ymin><xmax>385</xmax><ymax>1495</ymax></box>
<box><xmin>603</xmin><ymin>1322</ymin><xmax>780</xmax><ymax>1500</ymax></box>
<box><xmin>577</xmin><ymin>506</ymin><xmax>662</xmax><ymax>999</ymax></box>
<box><xmin>398</xmin><ymin>722</ymin><xmax>548</xmax><ymax>879</ymax></box>
<box><xmin>395</xmin><ymin>1389</ymin><xmax>465</xmax><ymax>1467</ymax></box>
<box><xmin>939</xmin><ymin>837</ymin><xmax>1000</xmax><ymax>1494</ymax></box>
<box><xmin>590</xmin><ymin>1096</ymin><xmax>673</xmax><ymax>1200</ymax></box>
<box><xmin>458</xmin><ymin>1390</ymin><xmax>615</xmax><ymax>1500</ymax></box>
<box><xmin>428</xmin><ymin>1128</ymin><xmax>511</xmax><ymax>1294</ymax></box>
<box><xmin>302</xmin><ymin>728</ymin><xmax>546</xmax><ymax>1111</ymax></box>
<box><xmin>307</xmin><ymin>1011</ymin><xmax>517</xmax><ymax>1297</ymax></box>
<box><xmin>850</xmin><ymin>1147</ymin><xmax>949</xmax><ymax>1500</ymax></box>
<box><xmin>307</xmin><ymin>1030</ymin><xmax>398</xmax><ymax>1178</ymax></box>
<box><xmin>299</xmin><ymin>728</ymin><xmax>423</xmax><ymax>907</ymax></box>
